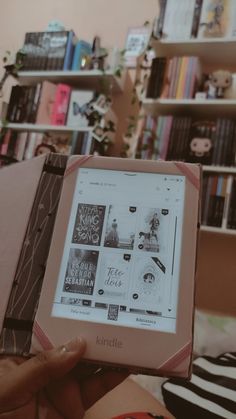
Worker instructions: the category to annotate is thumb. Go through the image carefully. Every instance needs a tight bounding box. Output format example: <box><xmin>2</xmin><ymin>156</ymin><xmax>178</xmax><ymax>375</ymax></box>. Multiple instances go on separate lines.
<box><xmin>0</xmin><ymin>337</ymin><xmax>86</xmax><ymax>408</ymax></box>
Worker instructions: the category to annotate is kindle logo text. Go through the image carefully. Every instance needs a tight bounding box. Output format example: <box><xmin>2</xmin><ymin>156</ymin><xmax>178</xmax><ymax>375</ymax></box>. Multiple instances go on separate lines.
<box><xmin>96</xmin><ymin>336</ymin><xmax>123</xmax><ymax>349</ymax></box>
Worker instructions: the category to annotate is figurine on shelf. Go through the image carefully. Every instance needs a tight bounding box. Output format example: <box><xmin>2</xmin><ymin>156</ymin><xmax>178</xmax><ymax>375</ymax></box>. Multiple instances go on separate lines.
<box><xmin>91</xmin><ymin>36</ymin><xmax>108</xmax><ymax>70</ymax></box>
<box><xmin>205</xmin><ymin>69</ymin><xmax>233</xmax><ymax>99</ymax></box>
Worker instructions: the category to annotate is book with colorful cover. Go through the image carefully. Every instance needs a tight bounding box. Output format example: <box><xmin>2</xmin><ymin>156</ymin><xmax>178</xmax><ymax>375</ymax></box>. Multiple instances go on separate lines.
<box><xmin>72</xmin><ymin>40</ymin><xmax>92</xmax><ymax>70</ymax></box>
<box><xmin>50</xmin><ymin>83</ymin><xmax>71</xmax><ymax>126</ymax></box>
<box><xmin>66</xmin><ymin>90</ymin><xmax>95</xmax><ymax>127</ymax></box>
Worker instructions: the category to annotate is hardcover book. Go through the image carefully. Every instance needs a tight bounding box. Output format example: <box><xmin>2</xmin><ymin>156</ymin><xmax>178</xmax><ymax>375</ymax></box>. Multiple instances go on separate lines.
<box><xmin>20</xmin><ymin>31</ymin><xmax>74</xmax><ymax>70</ymax></box>
<box><xmin>35</xmin><ymin>80</ymin><xmax>57</xmax><ymax>125</ymax></box>
<box><xmin>66</xmin><ymin>90</ymin><xmax>95</xmax><ymax>127</ymax></box>
<box><xmin>72</xmin><ymin>40</ymin><xmax>92</xmax><ymax>70</ymax></box>
<box><xmin>50</xmin><ymin>83</ymin><xmax>71</xmax><ymax>125</ymax></box>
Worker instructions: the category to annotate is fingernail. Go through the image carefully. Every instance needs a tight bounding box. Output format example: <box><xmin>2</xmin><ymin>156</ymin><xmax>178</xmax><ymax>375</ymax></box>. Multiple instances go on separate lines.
<box><xmin>64</xmin><ymin>337</ymin><xmax>86</xmax><ymax>353</ymax></box>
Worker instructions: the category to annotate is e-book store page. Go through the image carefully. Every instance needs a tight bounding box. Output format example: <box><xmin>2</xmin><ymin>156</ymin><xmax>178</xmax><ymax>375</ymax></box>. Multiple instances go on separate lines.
<box><xmin>52</xmin><ymin>168</ymin><xmax>186</xmax><ymax>333</ymax></box>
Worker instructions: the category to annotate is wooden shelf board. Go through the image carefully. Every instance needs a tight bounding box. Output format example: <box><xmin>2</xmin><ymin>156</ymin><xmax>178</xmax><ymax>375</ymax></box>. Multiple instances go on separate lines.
<box><xmin>18</xmin><ymin>70</ymin><xmax>124</xmax><ymax>93</ymax></box>
<box><xmin>142</xmin><ymin>98</ymin><xmax>236</xmax><ymax>117</ymax></box>
<box><xmin>0</xmin><ymin>122</ymin><xmax>93</xmax><ymax>133</ymax></box>
<box><xmin>152</xmin><ymin>38</ymin><xmax>236</xmax><ymax>67</ymax></box>
<box><xmin>203</xmin><ymin>165</ymin><xmax>236</xmax><ymax>174</ymax></box>
<box><xmin>201</xmin><ymin>225</ymin><xmax>236</xmax><ymax>235</ymax></box>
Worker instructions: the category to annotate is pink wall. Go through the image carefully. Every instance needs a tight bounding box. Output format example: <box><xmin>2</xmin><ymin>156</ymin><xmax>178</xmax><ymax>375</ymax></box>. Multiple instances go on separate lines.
<box><xmin>0</xmin><ymin>0</ymin><xmax>157</xmax><ymax>57</ymax></box>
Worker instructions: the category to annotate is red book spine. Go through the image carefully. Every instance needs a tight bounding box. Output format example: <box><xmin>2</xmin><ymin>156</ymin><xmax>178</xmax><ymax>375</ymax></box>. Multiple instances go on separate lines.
<box><xmin>50</xmin><ymin>84</ymin><xmax>71</xmax><ymax>125</ymax></box>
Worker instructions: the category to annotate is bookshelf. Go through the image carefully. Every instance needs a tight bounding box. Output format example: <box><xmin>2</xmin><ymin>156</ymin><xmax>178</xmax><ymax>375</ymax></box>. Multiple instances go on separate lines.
<box><xmin>0</xmin><ymin>70</ymin><xmax>123</xmax><ymax>162</ymax></box>
<box><xmin>137</xmin><ymin>32</ymin><xmax>236</xmax><ymax>237</ymax></box>
<box><xmin>142</xmin><ymin>98</ymin><xmax>236</xmax><ymax>117</ymax></box>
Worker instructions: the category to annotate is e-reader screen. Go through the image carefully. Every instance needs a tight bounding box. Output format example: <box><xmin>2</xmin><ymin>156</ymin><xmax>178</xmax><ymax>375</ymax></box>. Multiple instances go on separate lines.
<box><xmin>52</xmin><ymin>168</ymin><xmax>186</xmax><ymax>333</ymax></box>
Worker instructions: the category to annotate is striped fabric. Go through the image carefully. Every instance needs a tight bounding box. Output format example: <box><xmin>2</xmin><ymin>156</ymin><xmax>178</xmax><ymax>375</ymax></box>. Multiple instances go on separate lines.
<box><xmin>162</xmin><ymin>352</ymin><xmax>236</xmax><ymax>419</ymax></box>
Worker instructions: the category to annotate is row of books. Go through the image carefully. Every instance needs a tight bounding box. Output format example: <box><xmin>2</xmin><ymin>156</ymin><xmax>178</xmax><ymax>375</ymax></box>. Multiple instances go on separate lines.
<box><xmin>0</xmin><ymin>130</ymin><xmax>94</xmax><ymax>162</ymax></box>
<box><xmin>202</xmin><ymin>174</ymin><xmax>236</xmax><ymax>229</ymax></box>
<box><xmin>157</xmin><ymin>0</ymin><xmax>236</xmax><ymax>40</ymax></box>
<box><xmin>137</xmin><ymin>115</ymin><xmax>236</xmax><ymax>167</ymax></box>
<box><xmin>146</xmin><ymin>56</ymin><xmax>201</xmax><ymax>99</ymax></box>
<box><xmin>6</xmin><ymin>82</ymin><xmax>98</xmax><ymax>127</ymax></box>
<box><xmin>19</xmin><ymin>31</ymin><xmax>92</xmax><ymax>71</ymax></box>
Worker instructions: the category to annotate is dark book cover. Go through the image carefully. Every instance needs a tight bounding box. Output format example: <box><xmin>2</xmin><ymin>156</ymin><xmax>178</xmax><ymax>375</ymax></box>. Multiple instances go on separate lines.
<box><xmin>63</xmin><ymin>248</ymin><xmax>99</xmax><ymax>295</ymax></box>
<box><xmin>191</xmin><ymin>0</ymin><xmax>203</xmax><ymax>38</ymax></box>
<box><xmin>167</xmin><ymin>117</ymin><xmax>186</xmax><ymax>161</ymax></box>
<box><xmin>146</xmin><ymin>58</ymin><xmax>160</xmax><ymax>98</ymax></box>
<box><xmin>28</xmin><ymin>83</ymin><xmax>41</xmax><ymax>123</ymax></box>
<box><xmin>224</xmin><ymin>120</ymin><xmax>236</xmax><ymax>166</ymax></box>
<box><xmin>220</xmin><ymin>119</ymin><xmax>234</xmax><ymax>166</ymax></box>
<box><xmin>6</xmin><ymin>86</ymin><xmax>24</xmax><ymax>122</ymax></box>
<box><xmin>46</xmin><ymin>31</ymin><xmax>69</xmax><ymax>70</ymax></box>
<box><xmin>72</xmin><ymin>203</ymin><xmax>106</xmax><ymax>246</ymax></box>
<box><xmin>153</xmin><ymin>0</ymin><xmax>167</xmax><ymax>39</ymax></box>
<box><xmin>153</xmin><ymin>57</ymin><xmax>167</xmax><ymax>98</ymax></box>
<box><xmin>227</xmin><ymin>177</ymin><xmax>236</xmax><ymax>229</ymax></box>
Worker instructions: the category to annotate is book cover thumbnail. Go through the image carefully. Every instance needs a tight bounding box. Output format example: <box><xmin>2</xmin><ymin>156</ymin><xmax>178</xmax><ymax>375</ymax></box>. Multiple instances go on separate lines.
<box><xmin>104</xmin><ymin>205</ymin><xmax>137</xmax><ymax>250</ymax></box>
<box><xmin>96</xmin><ymin>253</ymin><xmax>131</xmax><ymax>299</ymax></box>
<box><xmin>63</xmin><ymin>248</ymin><xmax>99</xmax><ymax>295</ymax></box>
<box><xmin>72</xmin><ymin>203</ymin><xmax>106</xmax><ymax>246</ymax></box>
<box><xmin>67</xmin><ymin>90</ymin><xmax>95</xmax><ymax>127</ymax></box>
<box><xmin>130</xmin><ymin>255</ymin><xmax>166</xmax><ymax>306</ymax></box>
<box><xmin>136</xmin><ymin>207</ymin><xmax>170</xmax><ymax>253</ymax></box>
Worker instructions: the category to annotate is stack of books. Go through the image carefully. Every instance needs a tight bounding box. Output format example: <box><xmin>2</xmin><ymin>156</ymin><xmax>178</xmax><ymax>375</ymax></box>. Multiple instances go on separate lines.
<box><xmin>6</xmin><ymin>82</ymin><xmax>96</xmax><ymax>127</ymax></box>
<box><xmin>146</xmin><ymin>56</ymin><xmax>201</xmax><ymax>99</ymax></box>
<box><xmin>137</xmin><ymin>115</ymin><xmax>236</xmax><ymax>167</ymax></box>
<box><xmin>0</xmin><ymin>130</ymin><xmax>92</xmax><ymax>161</ymax></box>
<box><xmin>156</xmin><ymin>0</ymin><xmax>236</xmax><ymax>40</ymax></box>
<box><xmin>19</xmin><ymin>31</ymin><xmax>92</xmax><ymax>71</ymax></box>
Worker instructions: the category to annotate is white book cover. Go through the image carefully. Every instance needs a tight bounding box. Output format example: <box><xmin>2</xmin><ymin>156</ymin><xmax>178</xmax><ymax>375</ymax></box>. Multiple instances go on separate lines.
<box><xmin>162</xmin><ymin>0</ymin><xmax>196</xmax><ymax>40</ymax></box>
<box><xmin>198</xmin><ymin>0</ymin><xmax>236</xmax><ymax>38</ymax></box>
<box><xmin>14</xmin><ymin>132</ymin><xmax>28</xmax><ymax>161</ymax></box>
<box><xmin>222</xmin><ymin>175</ymin><xmax>233</xmax><ymax>229</ymax></box>
<box><xmin>66</xmin><ymin>90</ymin><xmax>95</xmax><ymax>127</ymax></box>
<box><xmin>24</xmin><ymin>132</ymin><xmax>42</xmax><ymax>160</ymax></box>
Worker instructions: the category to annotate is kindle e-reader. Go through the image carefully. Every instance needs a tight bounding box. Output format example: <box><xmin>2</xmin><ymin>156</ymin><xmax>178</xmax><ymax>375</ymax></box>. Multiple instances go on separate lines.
<box><xmin>31</xmin><ymin>155</ymin><xmax>200</xmax><ymax>377</ymax></box>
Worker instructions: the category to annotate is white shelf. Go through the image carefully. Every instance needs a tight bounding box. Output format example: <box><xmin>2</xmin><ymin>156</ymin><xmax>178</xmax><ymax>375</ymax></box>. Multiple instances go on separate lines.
<box><xmin>201</xmin><ymin>225</ymin><xmax>236</xmax><ymax>236</ymax></box>
<box><xmin>142</xmin><ymin>98</ymin><xmax>236</xmax><ymax>116</ymax></box>
<box><xmin>203</xmin><ymin>166</ymin><xmax>236</xmax><ymax>174</ymax></box>
<box><xmin>17</xmin><ymin>70</ymin><xmax>124</xmax><ymax>93</ymax></box>
<box><xmin>0</xmin><ymin>122</ymin><xmax>93</xmax><ymax>133</ymax></box>
<box><xmin>152</xmin><ymin>38</ymin><xmax>236</xmax><ymax>67</ymax></box>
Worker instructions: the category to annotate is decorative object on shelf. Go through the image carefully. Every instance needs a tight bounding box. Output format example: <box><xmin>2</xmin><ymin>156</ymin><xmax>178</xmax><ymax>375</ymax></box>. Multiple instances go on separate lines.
<box><xmin>205</xmin><ymin>69</ymin><xmax>232</xmax><ymax>98</ymax></box>
<box><xmin>0</xmin><ymin>50</ymin><xmax>25</xmax><ymax>97</ymax></box>
<box><xmin>91</xmin><ymin>36</ymin><xmax>108</xmax><ymax>71</ymax></box>
<box><xmin>124</xmin><ymin>25</ymin><xmax>152</xmax><ymax>68</ymax></box>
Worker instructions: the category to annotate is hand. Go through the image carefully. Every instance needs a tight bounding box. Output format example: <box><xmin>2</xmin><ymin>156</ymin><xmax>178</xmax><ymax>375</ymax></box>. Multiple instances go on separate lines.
<box><xmin>0</xmin><ymin>337</ymin><xmax>128</xmax><ymax>419</ymax></box>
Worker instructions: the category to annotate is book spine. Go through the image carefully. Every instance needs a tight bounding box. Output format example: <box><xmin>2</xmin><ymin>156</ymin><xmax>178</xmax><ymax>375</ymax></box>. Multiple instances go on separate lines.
<box><xmin>14</xmin><ymin>132</ymin><xmax>28</xmax><ymax>161</ymax></box>
<box><xmin>146</xmin><ymin>58</ymin><xmax>159</xmax><ymax>98</ymax></box>
<box><xmin>50</xmin><ymin>84</ymin><xmax>72</xmax><ymax>126</ymax></box>
<box><xmin>28</xmin><ymin>83</ymin><xmax>42</xmax><ymax>123</ymax></box>
<box><xmin>63</xmin><ymin>31</ymin><xmax>76</xmax><ymax>70</ymax></box>
<box><xmin>153</xmin><ymin>0</ymin><xmax>167</xmax><ymax>39</ymax></box>
<box><xmin>191</xmin><ymin>0</ymin><xmax>203</xmax><ymax>38</ymax></box>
